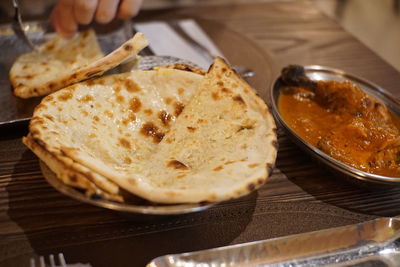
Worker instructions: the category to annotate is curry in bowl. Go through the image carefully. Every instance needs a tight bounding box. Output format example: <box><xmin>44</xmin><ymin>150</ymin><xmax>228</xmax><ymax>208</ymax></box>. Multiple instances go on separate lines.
<box><xmin>277</xmin><ymin>65</ymin><xmax>400</xmax><ymax>178</ymax></box>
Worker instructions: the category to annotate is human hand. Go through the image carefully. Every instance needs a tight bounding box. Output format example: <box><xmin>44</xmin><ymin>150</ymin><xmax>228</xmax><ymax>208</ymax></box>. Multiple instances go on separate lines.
<box><xmin>51</xmin><ymin>0</ymin><xmax>144</xmax><ymax>38</ymax></box>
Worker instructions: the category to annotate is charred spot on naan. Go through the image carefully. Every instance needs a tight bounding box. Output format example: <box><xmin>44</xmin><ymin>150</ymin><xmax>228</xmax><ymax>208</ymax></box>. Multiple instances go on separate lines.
<box><xmin>211</xmin><ymin>91</ymin><xmax>221</xmax><ymax>100</ymax></box>
<box><xmin>237</xmin><ymin>125</ymin><xmax>254</xmax><ymax>133</ymax></box>
<box><xmin>248</xmin><ymin>163</ymin><xmax>259</xmax><ymax>168</ymax></box>
<box><xmin>79</xmin><ymin>94</ymin><xmax>94</xmax><ymax>103</ymax></box>
<box><xmin>116</xmin><ymin>95</ymin><xmax>125</xmax><ymax>104</ymax></box>
<box><xmin>233</xmin><ymin>95</ymin><xmax>246</xmax><ymax>106</ymax></box>
<box><xmin>118</xmin><ymin>138</ymin><xmax>131</xmax><ymax>149</ymax></box>
<box><xmin>159</xmin><ymin>111</ymin><xmax>173</xmax><ymax>126</ymax></box>
<box><xmin>164</xmin><ymin>98</ymin><xmax>172</xmax><ymax>105</ymax></box>
<box><xmin>124</xmin><ymin>79</ymin><xmax>141</xmax><ymax>93</ymax></box>
<box><xmin>221</xmin><ymin>88</ymin><xmax>232</xmax><ymax>94</ymax></box>
<box><xmin>144</xmin><ymin>109</ymin><xmax>153</xmax><ymax>116</ymax></box>
<box><xmin>124</xmin><ymin>157</ymin><xmax>132</xmax><ymax>164</ymax></box>
<box><xmin>43</xmin><ymin>114</ymin><xmax>55</xmax><ymax>122</ymax></box>
<box><xmin>85</xmin><ymin>79</ymin><xmax>96</xmax><ymax>86</ymax></box>
<box><xmin>103</xmin><ymin>110</ymin><xmax>114</xmax><ymax>118</ymax></box>
<box><xmin>123</xmin><ymin>44</ymin><xmax>133</xmax><ymax>51</ymax></box>
<box><xmin>247</xmin><ymin>182</ymin><xmax>256</xmax><ymax>192</ymax></box>
<box><xmin>88</xmin><ymin>133</ymin><xmax>97</xmax><ymax>138</ymax></box>
<box><xmin>114</xmin><ymin>85</ymin><xmax>122</xmax><ymax>93</ymax></box>
<box><xmin>129</xmin><ymin>97</ymin><xmax>142</xmax><ymax>112</ymax></box>
<box><xmin>187</xmin><ymin>126</ymin><xmax>196</xmax><ymax>132</ymax></box>
<box><xmin>213</xmin><ymin>166</ymin><xmax>224</xmax><ymax>171</ymax></box>
<box><xmin>140</xmin><ymin>122</ymin><xmax>165</xmax><ymax>143</ymax></box>
<box><xmin>167</xmin><ymin>159</ymin><xmax>189</xmax><ymax>170</ymax></box>
<box><xmin>174</xmin><ymin>102</ymin><xmax>185</xmax><ymax>116</ymax></box>
<box><xmin>57</xmin><ymin>90</ymin><xmax>74</xmax><ymax>101</ymax></box>
<box><xmin>177</xmin><ymin>87</ymin><xmax>185</xmax><ymax>95</ymax></box>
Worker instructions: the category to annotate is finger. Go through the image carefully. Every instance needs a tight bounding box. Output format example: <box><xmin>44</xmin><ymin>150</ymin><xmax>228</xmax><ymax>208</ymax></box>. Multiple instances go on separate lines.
<box><xmin>118</xmin><ymin>0</ymin><xmax>143</xmax><ymax>19</ymax></box>
<box><xmin>50</xmin><ymin>6</ymin><xmax>62</xmax><ymax>33</ymax></box>
<box><xmin>95</xmin><ymin>0</ymin><xmax>120</xmax><ymax>24</ymax></box>
<box><xmin>74</xmin><ymin>0</ymin><xmax>98</xmax><ymax>25</ymax></box>
<box><xmin>55</xmin><ymin>0</ymin><xmax>78</xmax><ymax>37</ymax></box>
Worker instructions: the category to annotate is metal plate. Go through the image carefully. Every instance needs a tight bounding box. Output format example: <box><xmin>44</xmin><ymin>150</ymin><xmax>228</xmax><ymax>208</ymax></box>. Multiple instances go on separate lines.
<box><xmin>270</xmin><ymin>65</ymin><xmax>400</xmax><ymax>185</ymax></box>
<box><xmin>148</xmin><ymin>217</ymin><xmax>400</xmax><ymax>266</ymax></box>
<box><xmin>40</xmin><ymin>161</ymin><xmax>215</xmax><ymax>215</ymax></box>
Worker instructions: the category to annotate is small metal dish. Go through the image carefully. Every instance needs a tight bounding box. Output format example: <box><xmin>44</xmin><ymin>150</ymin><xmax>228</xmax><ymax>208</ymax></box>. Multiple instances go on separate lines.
<box><xmin>40</xmin><ymin>162</ymin><xmax>215</xmax><ymax>215</ymax></box>
<box><xmin>270</xmin><ymin>65</ymin><xmax>400</xmax><ymax>185</ymax></box>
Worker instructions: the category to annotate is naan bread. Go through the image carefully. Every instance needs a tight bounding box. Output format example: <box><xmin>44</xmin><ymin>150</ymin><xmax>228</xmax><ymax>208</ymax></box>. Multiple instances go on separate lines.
<box><xmin>25</xmin><ymin>57</ymin><xmax>277</xmax><ymax>204</ymax></box>
<box><xmin>23</xmin><ymin>135</ymin><xmax>124</xmax><ymax>202</ymax></box>
<box><xmin>25</xmin><ymin>66</ymin><xmax>204</xmax><ymax>202</ymax></box>
<box><xmin>10</xmin><ymin>30</ymin><xmax>148</xmax><ymax>99</ymax></box>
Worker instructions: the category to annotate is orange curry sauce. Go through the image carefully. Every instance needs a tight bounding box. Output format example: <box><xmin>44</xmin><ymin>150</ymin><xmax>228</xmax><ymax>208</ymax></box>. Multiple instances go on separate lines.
<box><xmin>278</xmin><ymin>81</ymin><xmax>400</xmax><ymax>177</ymax></box>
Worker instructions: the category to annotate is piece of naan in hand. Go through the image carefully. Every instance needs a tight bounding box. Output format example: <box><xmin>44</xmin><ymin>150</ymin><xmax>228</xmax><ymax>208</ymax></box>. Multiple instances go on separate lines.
<box><xmin>24</xmin><ymin>65</ymin><xmax>205</xmax><ymax>202</ymax></box>
<box><xmin>10</xmin><ymin>30</ymin><xmax>148</xmax><ymax>99</ymax></box>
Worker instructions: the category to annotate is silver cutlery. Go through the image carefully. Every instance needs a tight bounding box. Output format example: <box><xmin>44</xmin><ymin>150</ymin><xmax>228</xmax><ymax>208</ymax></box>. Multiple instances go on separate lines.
<box><xmin>30</xmin><ymin>253</ymin><xmax>67</xmax><ymax>267</ymax></box>
<box><xmin>168</xmin><ymin>21</ymin><xmax>255</xmax><ymax>78</ymax></box>
<box><xmin>29</xmin><ymin>253</ymin><xmax>92</xmax><ymax>267</ymax></box>
<box><xmin>12</xmin><ymin>0</ymin><xmax>39</xmax><ymax>52</ymax></box>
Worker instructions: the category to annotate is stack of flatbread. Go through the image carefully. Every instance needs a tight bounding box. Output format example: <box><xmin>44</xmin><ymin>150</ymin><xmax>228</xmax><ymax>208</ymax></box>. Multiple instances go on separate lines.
<box><xmin>19</xmin><ymin>31</ymin><xmax>277</xmax><ymax>204</ymax></box>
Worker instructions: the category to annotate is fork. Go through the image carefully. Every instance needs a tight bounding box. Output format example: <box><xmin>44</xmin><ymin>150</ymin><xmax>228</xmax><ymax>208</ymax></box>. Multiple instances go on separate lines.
<box><xmin>30</xmin><ymin>253</ymin><xmax>67</xmax><ymax>267</ymax></box>
<box><xmin>12</xmin><ymin>0</ymin><xmax>39</xmax><ymax>52</ymax></box>
<box><xmin>168</xmin><ymin>21</ymin><xmax>255</xmax><ymax>78</ymax></box>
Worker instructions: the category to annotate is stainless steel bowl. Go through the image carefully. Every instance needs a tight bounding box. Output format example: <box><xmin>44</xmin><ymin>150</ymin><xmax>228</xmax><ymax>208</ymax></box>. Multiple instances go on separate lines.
<box><xmin>270</xmin><ymin>65</ymin><xmax>400</xmax><ymax>185</ymax></box>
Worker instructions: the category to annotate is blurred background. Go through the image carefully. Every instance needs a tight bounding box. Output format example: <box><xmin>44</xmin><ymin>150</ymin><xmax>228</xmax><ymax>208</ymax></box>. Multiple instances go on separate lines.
<box><xmin>0</xmin><ymin>0</ymin><xmax>399</xmax><ymax>71</ymax></box>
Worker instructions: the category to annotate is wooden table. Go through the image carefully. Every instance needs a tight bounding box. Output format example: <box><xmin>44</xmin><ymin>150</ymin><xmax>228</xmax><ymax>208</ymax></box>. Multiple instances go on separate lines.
<box><xmin>1</xmin><ymin>1</ymin><xmax>400</xmax><ymax>266</ymax></box>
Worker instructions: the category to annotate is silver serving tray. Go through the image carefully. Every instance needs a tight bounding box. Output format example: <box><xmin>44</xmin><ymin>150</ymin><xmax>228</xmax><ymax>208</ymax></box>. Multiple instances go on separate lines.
<box><xmin>270</xmin><ymin>65</ymin><xmax>400</xmax><ymax>185</ymax></box>
<box><xmin>148</xmin><ymin>217</ymin><xmax>400</xmax><ymax>266</ymax></box>
<box><xmin>40</xmin><ymin>161</ymin><xmax>215</xmax><ymax>215</ymax></box>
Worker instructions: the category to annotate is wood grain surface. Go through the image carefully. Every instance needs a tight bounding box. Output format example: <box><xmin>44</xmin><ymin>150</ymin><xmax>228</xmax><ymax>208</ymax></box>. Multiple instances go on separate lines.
<box><xmin>1</xmin><ymin>1</ymin><xmax>400</xmax><ymax>266</ymax></box>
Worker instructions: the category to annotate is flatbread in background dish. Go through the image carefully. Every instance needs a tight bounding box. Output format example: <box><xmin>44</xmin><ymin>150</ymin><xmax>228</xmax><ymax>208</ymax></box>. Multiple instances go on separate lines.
<box><xmin>10</xmin><ymin>30</ymin><xmax>148</xmax><ymax>99</ymax></box>
<box><xmin>25</xmin><ymin>57</ymin><xmax>277</xmax><ymax>204</ymax></box>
